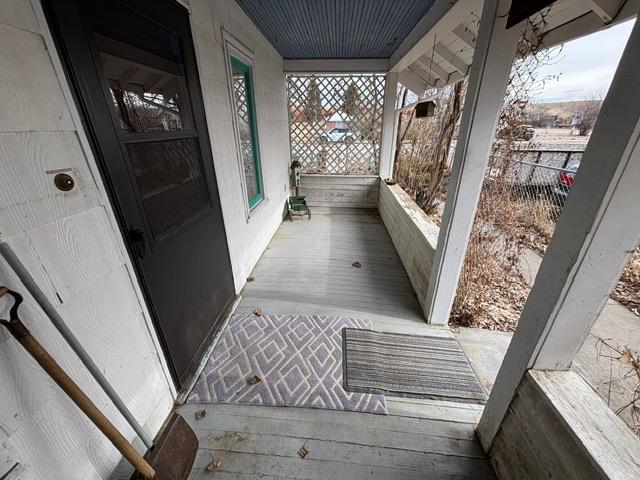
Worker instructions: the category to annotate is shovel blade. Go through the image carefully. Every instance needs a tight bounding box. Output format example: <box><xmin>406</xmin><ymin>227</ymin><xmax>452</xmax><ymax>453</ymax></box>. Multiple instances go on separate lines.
<box><xmin>131</xmin><ymin>413</ymin><xmax>197</xmax><ymax>480</ymax></box>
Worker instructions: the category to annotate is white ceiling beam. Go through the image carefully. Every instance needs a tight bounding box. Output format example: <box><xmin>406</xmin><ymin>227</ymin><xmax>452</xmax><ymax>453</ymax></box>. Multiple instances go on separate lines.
<box><xmin>586</xmin><ymin>0</ymin><xmax>625</xmax><ymax>23</ymax></box>
<box><xmin>389</xmin><ymin>0</ymin><xmax>459</xmax><ymax>72</ymax></box>
<box><xmin>416</xmin><ymin>55</ymin><xmax>452</xmax><ymax>82</ymax></box>
<box><xmin>540</xmin><ymin>0</ymin><xmax>639</xmax><ymax>49</ymax></box>
<box><xmin>433</xmin><ymin>42</ymin><xmax>470</xmax><ymax>75</ymax></box>
<box><xmin>397</xmin><ymin>69</ymin><xmax>428</xmax><ymax>97</ymax></box>
<box><xmin>282</xmin><ymin>58</ymin><xmax>389</xmax><ymax>73</ymax></box>
<box><xmin>407</xmin><ymin>62</ymin><xmax>440</xmax><ymax>87</ymax></box>
<box><xmin>452</xmin><ymin>23</ymin><xmax>477</xmax><ymax>49</ymax></box>
<box><xmin>389</xmin><ymin>0</ymin><xmax>483</xmax><ymax>73</ymax></box>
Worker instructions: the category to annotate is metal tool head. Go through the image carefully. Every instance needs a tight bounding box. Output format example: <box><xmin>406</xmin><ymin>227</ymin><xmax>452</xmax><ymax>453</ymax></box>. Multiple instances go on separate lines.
<box><xmin>130</xmin><ymin>413</ymin><xmax>198</xmax><ymax>480</ymax></box>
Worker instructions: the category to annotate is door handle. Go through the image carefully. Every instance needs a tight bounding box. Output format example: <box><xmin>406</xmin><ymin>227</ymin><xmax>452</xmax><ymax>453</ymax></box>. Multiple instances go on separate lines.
<box><xmin>128</xmin><ymin>226</ymin><xmax>146</xmax><ymax>259</ymax></box>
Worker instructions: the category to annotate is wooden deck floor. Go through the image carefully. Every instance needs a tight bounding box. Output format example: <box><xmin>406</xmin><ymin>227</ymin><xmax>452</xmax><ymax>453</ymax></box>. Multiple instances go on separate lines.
<box><xmin>236</xmin><ymin>207</ymin><xmax>428</xmax><ymax>333</ymax></box>
<box><xmin>179</xmin><ymin>208</ymin><xmax>495</xmax><ymax>479</ymax></box>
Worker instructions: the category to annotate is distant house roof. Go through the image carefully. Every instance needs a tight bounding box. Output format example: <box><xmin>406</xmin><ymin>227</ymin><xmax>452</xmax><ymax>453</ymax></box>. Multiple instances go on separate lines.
<box><xmin>328</xmin><ymin>112</ymin><xmax>350</xmax><ymax>122</ymax></box>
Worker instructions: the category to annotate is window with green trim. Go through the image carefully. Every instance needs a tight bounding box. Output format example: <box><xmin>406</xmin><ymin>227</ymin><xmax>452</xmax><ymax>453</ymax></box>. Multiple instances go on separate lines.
<box><xmin>230</xmin><ymin>56</ymin><xmax>264</xmax><ymax>209</ymax></box>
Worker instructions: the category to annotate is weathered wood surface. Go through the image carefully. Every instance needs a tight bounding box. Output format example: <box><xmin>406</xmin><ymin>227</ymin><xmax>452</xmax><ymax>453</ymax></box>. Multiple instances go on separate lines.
<box><xmin>178</xmin><ymin>403</ymin><xmax>495</xmax><ymax>479</ymax></box>
<box><xmin>237</xmin><ymin>207</ymin><xmax>426</xmax><ymax>330</ymax></box>
<box><xmin>378</xmin><ymin>182</ymin><xmax>439</xmax><ymax>321</ymax></box>
<box><xmin>299</xmin><ymin>175</ymin><xmax>379</xmax><ymax>208</ymax></box>
<box><xmin>490</xmin><ymin>370</ymin><xmax>640</xmax><ymax>480</ymax></box>
<box><xmin>212</xmin><ymin>208</ymin><xmax>494</xmax><ymax>478</ymax></box>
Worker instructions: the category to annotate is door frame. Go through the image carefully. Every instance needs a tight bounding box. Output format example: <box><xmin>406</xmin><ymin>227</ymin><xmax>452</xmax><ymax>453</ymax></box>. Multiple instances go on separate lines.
<box><xmin>41</xmin><ymin>0</ymin><xmax>236</xmax><ymax>390</ymax></box>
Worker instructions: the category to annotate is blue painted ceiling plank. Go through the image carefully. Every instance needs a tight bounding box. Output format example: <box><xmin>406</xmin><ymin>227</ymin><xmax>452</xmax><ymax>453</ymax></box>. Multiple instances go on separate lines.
<box><xmin>235</xmin><ymin>0</ymin><xmax>435</xmax><ymax>59</ymax></box>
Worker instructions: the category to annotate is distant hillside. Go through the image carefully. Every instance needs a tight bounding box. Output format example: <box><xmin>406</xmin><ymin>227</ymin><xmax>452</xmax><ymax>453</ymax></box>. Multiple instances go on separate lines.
<box><xmin>525</xmin><ymin>100</ymin><xmax>603</xmax><ymax>128</ymax></box>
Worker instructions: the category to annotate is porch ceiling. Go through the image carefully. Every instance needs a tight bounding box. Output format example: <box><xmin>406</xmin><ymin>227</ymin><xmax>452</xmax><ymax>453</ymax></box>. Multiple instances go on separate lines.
<box><xmin>234</xmin><ymin>0</ymin><xmax>436</xmax><ymax>59</ymax></box>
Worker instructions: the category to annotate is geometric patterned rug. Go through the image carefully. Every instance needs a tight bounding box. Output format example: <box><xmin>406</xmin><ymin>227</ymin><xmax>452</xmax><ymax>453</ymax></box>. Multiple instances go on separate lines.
<box><xmin>186</xmin><ymin>312</ymin><xmax>387</xmax><ymax>414</ymax></box>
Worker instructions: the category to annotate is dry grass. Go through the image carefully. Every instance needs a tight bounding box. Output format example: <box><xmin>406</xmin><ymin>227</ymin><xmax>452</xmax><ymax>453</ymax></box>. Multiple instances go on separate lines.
<box><xmin>612</xmin><ymin>249</ymin><xmax>640</xmax><ymax>316</ymax></box>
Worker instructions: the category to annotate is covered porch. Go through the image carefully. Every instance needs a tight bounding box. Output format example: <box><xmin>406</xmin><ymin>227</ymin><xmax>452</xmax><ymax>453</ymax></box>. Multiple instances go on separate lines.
<box><xmin>1</xmin><ymin>0</ymin><xmax>640</xmax><ymax>479</ymax></box>
<box><xmin>179</xmin><ymin>207</ymin><xmax>492</xmax><ymax>479</ymax></box>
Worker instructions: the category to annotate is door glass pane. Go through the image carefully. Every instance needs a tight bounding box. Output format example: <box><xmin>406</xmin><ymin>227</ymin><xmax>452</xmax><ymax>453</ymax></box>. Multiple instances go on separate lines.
<box><xmin>127</xmin><ymin>139</ymin><xmax>210</xmax><ymax>238</ymax></box>
<box><xmin>96</xmin><ymin>34</ymin><xmax>192</xmax><ymax>133</ymax></box>
<box><xmin>231</xmin><ymin>62</ymin><xmax>261</xmax><ymax>204</ymax></box>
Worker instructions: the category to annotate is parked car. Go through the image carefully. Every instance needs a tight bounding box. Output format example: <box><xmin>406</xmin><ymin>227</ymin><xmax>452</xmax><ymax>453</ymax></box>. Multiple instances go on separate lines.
<box><xmin>321</xmin><ymin>127</ymin><xmax>358</xmax><ymax>142</ymax></box>
<box><xmin>552</xmin><ymin>164</ymin><xmax>579</xmax><ymax>207</ymax></box>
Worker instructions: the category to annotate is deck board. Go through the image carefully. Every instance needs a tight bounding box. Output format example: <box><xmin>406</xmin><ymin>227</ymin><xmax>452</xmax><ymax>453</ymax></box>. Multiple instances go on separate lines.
<box><xmin>181</xmin><ymin>208</ymin><xmax>495</xmax><ymax>479</ymax></box>
<box><xmin>237</xmin><ymin>208</ymin><xmax>429</xmax><ymax>332</ymax></box>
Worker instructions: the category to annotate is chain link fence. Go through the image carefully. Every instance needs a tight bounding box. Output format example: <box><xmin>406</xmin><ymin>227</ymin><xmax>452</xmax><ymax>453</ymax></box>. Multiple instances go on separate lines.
<box><xmin>286</xmin><ymin>74</ymin><xmax>385</xmax><ymax>174</ymax></box>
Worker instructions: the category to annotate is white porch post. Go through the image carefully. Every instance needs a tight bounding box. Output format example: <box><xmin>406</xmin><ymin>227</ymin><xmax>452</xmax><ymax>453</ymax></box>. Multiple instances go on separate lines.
<box><xmin>379</xmin><ymin>71</ymin><xmax>399</xmax><ymax>179</ymax></box>
<box><xmin>424</xmin><ymin>0</ymin><xmax>522</xmax><ymax>324</ymax></box>
<box><xmin>478</xmin><ymin>16</ymin><xmax>640</xmax><ymax>450</ymax></box>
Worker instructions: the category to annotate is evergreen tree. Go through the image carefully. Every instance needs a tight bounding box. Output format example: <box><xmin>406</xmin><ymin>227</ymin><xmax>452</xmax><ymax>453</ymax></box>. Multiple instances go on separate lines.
<box><xmin>304</xmin><ymin>77</ymin><xmax>322</xmax><ymax>123</ymax></box>
<box><xmin>342</xmin><ymin>81</ymin><xmax>360</xmax><ymax>116</ymax></box>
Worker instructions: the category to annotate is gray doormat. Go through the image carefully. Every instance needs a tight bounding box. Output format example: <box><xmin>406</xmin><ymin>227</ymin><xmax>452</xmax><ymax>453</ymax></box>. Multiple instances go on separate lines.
<box><xmin>342</xmin><ymin>329</ymin><xmax>488</xmax><ymax>404</ymax></box>
<box><xmin>187</xmin><ymin>313</ymin><xmax>387</xmax><ymax>414</ymax></box>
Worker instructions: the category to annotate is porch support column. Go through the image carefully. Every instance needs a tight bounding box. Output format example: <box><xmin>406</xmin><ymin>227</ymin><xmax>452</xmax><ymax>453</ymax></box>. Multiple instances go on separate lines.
<box><xmin>478</xmin><ymin>17</ymin><xmax>640</xmax><ymax>450</ymax></box>
<box><xmin>424</xmin><ymin>0</ymin><xmax>522</xmax><ymax>324</ymax></box>
<box><xmin>379</xmin><ymin>71</ymin><xmax>398</xmax><ymax>179</ymax></box>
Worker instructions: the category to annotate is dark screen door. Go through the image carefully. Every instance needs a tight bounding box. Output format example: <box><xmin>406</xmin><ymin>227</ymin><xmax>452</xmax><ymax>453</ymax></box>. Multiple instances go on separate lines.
<box><xmin>45</xmin><ymin>0</ymin><xmax>236</xmax><ymax>387</ymax></box>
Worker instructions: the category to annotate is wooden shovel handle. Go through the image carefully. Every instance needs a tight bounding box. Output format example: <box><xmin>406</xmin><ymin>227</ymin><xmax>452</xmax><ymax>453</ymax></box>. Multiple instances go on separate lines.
<box><xmin>1</xmin><ymin>288</ymin><xmax>155</xmax><ymax>479</ymax></box>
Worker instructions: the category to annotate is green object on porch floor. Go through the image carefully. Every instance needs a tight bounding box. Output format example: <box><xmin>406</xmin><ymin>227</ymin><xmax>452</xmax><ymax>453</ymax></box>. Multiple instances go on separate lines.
<box><xmin>288</xmin><ymin>195</ymin><xmax>311</xmax><ymax>220</ymax></box>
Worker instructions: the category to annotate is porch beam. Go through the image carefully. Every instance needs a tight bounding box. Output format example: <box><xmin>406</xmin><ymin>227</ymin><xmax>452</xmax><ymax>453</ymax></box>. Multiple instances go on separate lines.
<box><xmin>282</xmin><ymin>58</ymin><xmax>388</xmax><ymax>73</ymax></box>
<box><xmin>478</xmin><ymin>16</ymin><xmax>640</xmax><ymax>450</ymax></box>
<box><xmin>433</xmin><ymin>42</ymin><xmax>470</xmax><ymax>76</ymax></box>
<box><xmin>389</xmin><ymin>0</ymin><xmax>483</xmax><ymax>73</ymax></box>
<box><xmin>379</xmin><ymin>71</ymin><xmax>399</xmax><ymax>179</ymax></box>
<box><xmin>408</xmin><ymin>63</ymin><xmax>440</xmax><ymax>88</ymax></box>
<box><xmin>423</xmin><ymin>0</ymin><xmax>522</xmax><ymax>325</ymax></box>
<box><xmin>452</xmin><ymin>23</ymin><xmax>477</xmax><ymax>49</ymax></box>
<box><xmin>540</xmin><ymin>0</ymin><xmax>639</xmax><ymax>49</ymax></box>
<box><xmin>397</xmin><ymin>69</ymin><xmax>428</xmax><ymax>97</ymax></box>
<box><xmin>416</xmin><ymin>55</ymin><xmax>451</xmax><ymax>83</ymax></box>
<box><xmin>586</xmin><ymin>0</ymin><xmax>625</xmax><ymax>24</ymax></box>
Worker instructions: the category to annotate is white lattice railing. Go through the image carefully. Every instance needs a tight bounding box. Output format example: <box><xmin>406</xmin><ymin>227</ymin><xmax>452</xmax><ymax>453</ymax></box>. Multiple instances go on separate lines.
<box><xmin>287</xmin><ymin>74</ymin><xmax>386</xmax><ymax>175</ymax></box>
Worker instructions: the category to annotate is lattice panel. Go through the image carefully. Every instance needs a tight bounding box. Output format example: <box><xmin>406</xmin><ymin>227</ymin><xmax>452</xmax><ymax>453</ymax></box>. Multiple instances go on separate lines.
<box><xmin>287</xmin><ymin>74</ymin><xmax>386</xmax><ymax>175</ymax></box>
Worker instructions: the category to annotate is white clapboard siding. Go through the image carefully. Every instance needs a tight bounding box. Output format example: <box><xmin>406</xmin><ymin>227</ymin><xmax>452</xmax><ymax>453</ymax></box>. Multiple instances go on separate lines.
<box><xmin>0</xmin><ymin>24</ymin><xmax>74</xmax><ymax>132</ymax></box>
<box><xmin>0</xmin><ymin>1</ymin><xmax>174</xmax><ymax>479</ymax></box>
<box><xmin>190</xmin><ymin>0</ymin><xmax>291</xmax><ymax>292</ymax></box>
<box><xmin>0</xmin><ymin>132</ymin><xmax>100</xmax><ymax>237</ymax></box>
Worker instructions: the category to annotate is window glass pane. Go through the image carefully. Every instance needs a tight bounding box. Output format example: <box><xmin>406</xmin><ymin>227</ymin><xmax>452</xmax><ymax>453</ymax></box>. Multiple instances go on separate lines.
<box><xmin>231</xmin><ymin>60</ymin><xmax>261</xmax><ymax>204</ymax></box>
<box><xmin>127</xmin><ymin>138</ymin><xmax>210</xmax><ymax>238</ymax></box>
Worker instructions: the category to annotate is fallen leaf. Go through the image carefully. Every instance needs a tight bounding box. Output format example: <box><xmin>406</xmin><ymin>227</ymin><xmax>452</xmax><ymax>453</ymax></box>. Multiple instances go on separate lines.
<box><xmin>297</xmin><ymin>446</ymin><xmax>309</xmax><ymax>458</ymax></box>
<box><xmin>195</xmin><ymin>409</ymin><xmax>206</xmax><ymax>420</ymax></box>
<box><xmin>619</xmin><ymin>349</ymin><xmax>634</xmax><ymax>364</ymax></box>
<box><xmin>352</xmin><ymin>261</ymin><xmax>362</xmax><ymax>268</ymax></box>
<box><xmin>248</xmin><ymin>375</ymin><xmax>262</xmax><ymax>385</ymax></box>
<box><xmin>207</xmin><ymin>455</ymin><xmax>221</xmax><ymax>472</ymax></box>
<box><xmin>253</xmin><ymin>307</ymin><xmax>263</xmax><ymax>316</ymax></box>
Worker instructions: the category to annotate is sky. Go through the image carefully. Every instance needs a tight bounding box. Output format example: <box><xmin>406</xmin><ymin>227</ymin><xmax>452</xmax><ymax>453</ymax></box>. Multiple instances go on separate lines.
<box><xmin>533</xmin><ymin>18</ymin><xmax>635</xmax><ymax>103</ymax></box>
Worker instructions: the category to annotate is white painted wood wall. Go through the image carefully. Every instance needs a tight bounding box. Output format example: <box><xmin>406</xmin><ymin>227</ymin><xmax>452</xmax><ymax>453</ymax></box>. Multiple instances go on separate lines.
<box><xmin>378</xmin><ymin>183</ymin><xmax>439</xmax><ymax>320</ymax></box>
<box><xmin>299</xmin><ymin>175</ymin><xmax>379</xmax><ymax>208</ymax></box>
<box><xmin>490</xmin><ymin>370</ymin><xmax>640</xmax><ymax>479</ymax></box>
<box><xmin>189</xmin><ymin>0</ymin><xmax>291</xmax><ymax>292</ymax></box>
<box><xmin>0</xmin><ymin>1</ymin><xmax>175</xmax><ymax>478</ymax></box>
